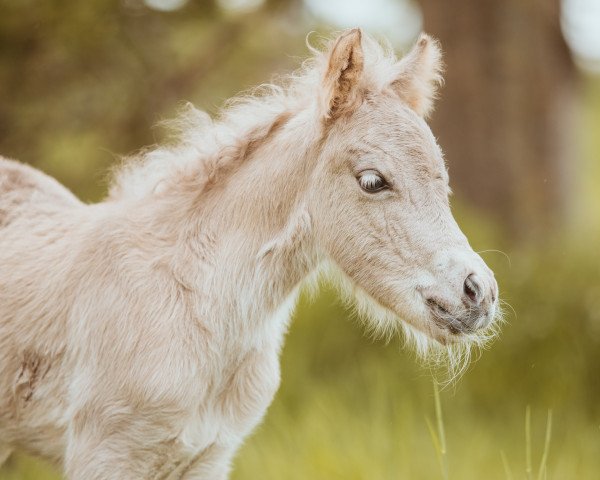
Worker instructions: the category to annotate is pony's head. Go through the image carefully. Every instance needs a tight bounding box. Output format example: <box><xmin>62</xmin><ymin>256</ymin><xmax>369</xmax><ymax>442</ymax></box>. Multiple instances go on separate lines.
<box><xmin>307</xmin><ymin>30</ymin><xmax>499</xmax><ymax>358</ymax></box>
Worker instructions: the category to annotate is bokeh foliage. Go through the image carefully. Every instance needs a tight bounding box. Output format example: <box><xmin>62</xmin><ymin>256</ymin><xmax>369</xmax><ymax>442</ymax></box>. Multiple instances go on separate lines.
<box><xmin>1</xmin><ymin>0</ymin><xmax>599</xmax><ymax>478</ymax></box>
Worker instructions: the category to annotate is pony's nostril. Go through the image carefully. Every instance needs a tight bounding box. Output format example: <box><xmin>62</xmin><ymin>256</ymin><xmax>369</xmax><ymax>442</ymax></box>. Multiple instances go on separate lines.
<box><xmin>463</xmin><ymin>274</ymin><xmax>482</xmax><ymax>305</ymax></box>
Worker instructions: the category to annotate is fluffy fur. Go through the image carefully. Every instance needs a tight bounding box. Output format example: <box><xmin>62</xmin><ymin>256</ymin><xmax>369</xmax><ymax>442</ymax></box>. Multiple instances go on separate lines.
<box><xmin>0</xmin><ymin>30</ymin><xmax>499</xmax><ymax>479</ymax></box>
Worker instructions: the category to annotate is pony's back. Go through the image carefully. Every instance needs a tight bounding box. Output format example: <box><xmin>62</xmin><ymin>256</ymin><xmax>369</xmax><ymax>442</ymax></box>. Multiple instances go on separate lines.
<box><xmin>0</xmin><ymin>157</ymin><xmax>81</xmax><ymax>230</ymax></box>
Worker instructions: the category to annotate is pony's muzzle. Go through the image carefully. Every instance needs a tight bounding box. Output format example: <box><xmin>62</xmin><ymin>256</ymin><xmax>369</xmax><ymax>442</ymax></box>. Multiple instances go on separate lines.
<box><xmin>424</xmin><ymin>263</ymin><xmax>499</xmax><ymax>335</ymax></box>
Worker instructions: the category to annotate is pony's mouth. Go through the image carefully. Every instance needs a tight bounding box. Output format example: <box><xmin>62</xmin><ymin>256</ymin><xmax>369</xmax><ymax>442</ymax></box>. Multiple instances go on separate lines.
<box><xmin>426</xmin><ymin>298</ymin><xmax>481</xmax><ymax>336</ymax></box>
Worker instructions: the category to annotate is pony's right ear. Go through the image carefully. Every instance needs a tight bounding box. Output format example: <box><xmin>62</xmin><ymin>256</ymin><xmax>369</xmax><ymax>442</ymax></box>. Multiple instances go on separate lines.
<box><xmin>320</xmin><ymin>28</ymin><xmax>365</xmax><ymax>120</ymax></box>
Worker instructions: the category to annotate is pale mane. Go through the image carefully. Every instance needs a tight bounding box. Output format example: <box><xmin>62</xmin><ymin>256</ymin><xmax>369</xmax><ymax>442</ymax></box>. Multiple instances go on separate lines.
<box><xmin>108</xmin><ymin>32</ymin><xmax>404</xmax><ymax>201</ymax></box>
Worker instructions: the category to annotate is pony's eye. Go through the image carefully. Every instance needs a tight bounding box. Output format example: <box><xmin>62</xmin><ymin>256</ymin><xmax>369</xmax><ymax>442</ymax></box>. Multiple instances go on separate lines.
<box><xmin>357</xmin><ymin>170</ymin><xmax>388</xmax><ymax>193</ymax></box>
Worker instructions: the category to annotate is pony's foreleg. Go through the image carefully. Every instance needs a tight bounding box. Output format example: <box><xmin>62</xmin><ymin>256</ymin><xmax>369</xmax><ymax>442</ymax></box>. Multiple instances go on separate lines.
<box><xmin>180</xmin><ymin>445</ymin><xmax>235</xmax><ymax>480</ymax></box>
<box><xmin>0</xmin><ymin>444</ymin><xmax>13</xmax><ymax>467</ymax></box>
<box><xmin>64</xmin><ymin>439</ymin><xmax>148</xmax><ymax>480</ymax></box>
<box><xmin>64</xmin><ymin>435</ymin><xmax>181</xmax><ymax>480</ymax></box>
<box><xmin>64</xmin><ymin>410</ymin><xmax>184</xmax><ymax>480</ymax></box>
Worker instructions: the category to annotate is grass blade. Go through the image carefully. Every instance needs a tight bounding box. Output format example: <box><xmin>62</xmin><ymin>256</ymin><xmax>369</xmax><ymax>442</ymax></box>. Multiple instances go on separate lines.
<box><xmin>426</xmin><ymin>415</ymin><xmax>442</xmax><ymax>458</ymax></box>
<box><xmin>525</xmin><ymin>405</ymin><xmax>532</xmax><ymax>480</ymax></box>
<box><xmin>433</xmin><ymin>382</ymin><xmax>447</xmax><ymax>456</ymax></box>
<box><xmin>500</xmin><ymin>450</ymin><xmax>514</xmax><ymax>480</ymax></box>
<box><xmin>536</xmin><ymin>409</ymin><xmax>553</xmax><ymax>480</ymax></box>
<box><xmin>426</xmin><ymin>381</ymin><xmax>448</xmax><ymax>480</ymax></box>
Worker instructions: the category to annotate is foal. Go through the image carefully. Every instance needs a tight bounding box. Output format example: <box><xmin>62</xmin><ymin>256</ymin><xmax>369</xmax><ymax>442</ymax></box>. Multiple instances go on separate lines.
<box><xmin>0</xmin><ymin>30</ymin><xmax>499</xmax><ymax>479</ymax></box>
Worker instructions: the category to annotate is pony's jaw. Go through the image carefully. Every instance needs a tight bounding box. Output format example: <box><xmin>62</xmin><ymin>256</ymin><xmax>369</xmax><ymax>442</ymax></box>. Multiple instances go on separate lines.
<box><xmin>322</xmin><ymin>258</ymin><xmax>499</xmax><ymax>352</ymax></box>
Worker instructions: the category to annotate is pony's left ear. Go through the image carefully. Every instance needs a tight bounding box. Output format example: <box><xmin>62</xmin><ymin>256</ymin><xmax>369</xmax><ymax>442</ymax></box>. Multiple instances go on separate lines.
<box><xmin>320</xmin><ymin>28</ymin><xmax>365</xmax><ymax>120</ymax></box>
<box><xmin>391</xmin><ymin>33</ymin><xmax>444</xmax><ymax>118</ymax></box>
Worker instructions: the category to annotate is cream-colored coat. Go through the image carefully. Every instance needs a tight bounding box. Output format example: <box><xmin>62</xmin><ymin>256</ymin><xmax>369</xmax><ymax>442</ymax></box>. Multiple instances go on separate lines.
<box><xmin>0</xmin><ymin>30</ymin><xmax>498</xmax><ymax>479</ymax></box>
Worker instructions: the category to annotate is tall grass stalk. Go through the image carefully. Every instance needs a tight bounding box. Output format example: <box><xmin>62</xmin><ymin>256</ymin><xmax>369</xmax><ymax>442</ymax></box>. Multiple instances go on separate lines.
<box><xmin>525</xmin><ymin>405</ymin><xmax>532</xmax><ymax>480</ymax></box>
<box><xmin>536</xmin><ymin>410</ymin><xmax>553</xmax><ymax>480</ymax></box>
<box><xmin>426</xmin><ymin>381</ymin><xmax>448</xmax><ymax>480</ymax></box>
<box><xmin>500</xmin><ymin>450</ymin><xmax>514</xmax><ymax>480</ymax></box>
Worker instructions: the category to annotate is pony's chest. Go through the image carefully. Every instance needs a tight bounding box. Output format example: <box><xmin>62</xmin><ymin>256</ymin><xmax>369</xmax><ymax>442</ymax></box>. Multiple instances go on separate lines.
<box><xmin>180</xmin><ymin>346</ymin><xmax>282</xmax><ymax>452</ymax></box>
<box><xmin>179</xmin><ymin>292</ymin><xmax>298</xmax><ymax>452</ymax></box>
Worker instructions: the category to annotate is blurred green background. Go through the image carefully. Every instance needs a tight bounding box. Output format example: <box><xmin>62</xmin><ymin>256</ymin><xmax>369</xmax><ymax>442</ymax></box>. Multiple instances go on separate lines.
<box><xmin>1</xmin><ymin>0</ymin><xmax>599</xmax><ymax>478</ymax></box>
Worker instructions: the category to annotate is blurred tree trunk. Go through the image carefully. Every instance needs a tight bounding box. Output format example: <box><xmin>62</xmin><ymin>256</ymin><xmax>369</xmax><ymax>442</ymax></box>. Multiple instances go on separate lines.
<box><xmin>420</xmin><ymin>0</ymin><xmax>576</xmax><ymax>238</ymax></box>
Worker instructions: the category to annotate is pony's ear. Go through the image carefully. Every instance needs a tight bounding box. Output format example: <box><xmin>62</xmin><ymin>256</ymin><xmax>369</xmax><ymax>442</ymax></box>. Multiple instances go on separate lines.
<box><xmin>320</xmin><ymin>28</ymin><xmax>364</xmax><ymax>120</ymax></box>
<box><xmin>391</xmin><ymin>33</ymin><xmax>444</xmax><ymax>118</ymax></box>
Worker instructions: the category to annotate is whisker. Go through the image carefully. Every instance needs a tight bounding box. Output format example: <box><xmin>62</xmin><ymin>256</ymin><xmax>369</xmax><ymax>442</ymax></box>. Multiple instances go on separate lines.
<box><xmin>477</xmin><ymin>249</ymin><xmax>511</xmax><ymax>268</ymax></box>
<box><xmin>499</xmin><ymin>298</ymin><xmax>517</xmax><ymax>320</ymax></box>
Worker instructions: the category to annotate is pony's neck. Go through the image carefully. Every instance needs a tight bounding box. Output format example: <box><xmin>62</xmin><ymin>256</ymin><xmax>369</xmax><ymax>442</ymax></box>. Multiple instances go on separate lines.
<box><xmin>166</xmin><ymin>110</ymin><xmax>321</xmax><ymax>335</ymax></box>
